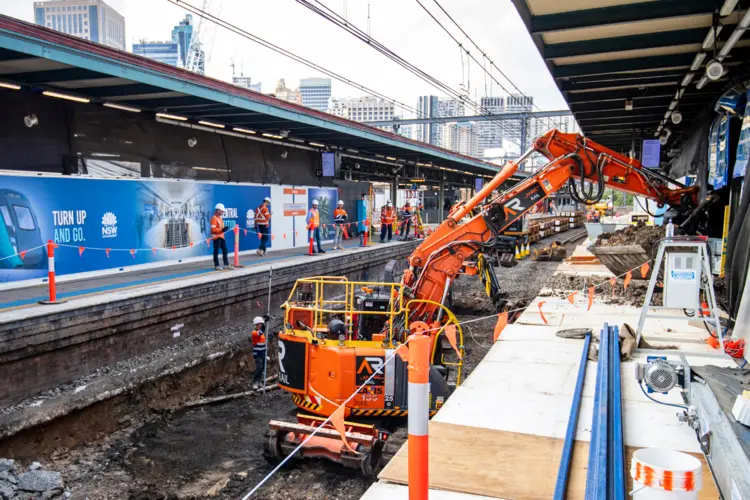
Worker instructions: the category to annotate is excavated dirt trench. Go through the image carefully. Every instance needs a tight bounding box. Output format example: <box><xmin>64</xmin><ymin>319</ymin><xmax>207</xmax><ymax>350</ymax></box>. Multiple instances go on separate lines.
<box><xmin>4</xmin><ymin>232</ymin><xmax>584</xmax><ymax>499</ymax></box>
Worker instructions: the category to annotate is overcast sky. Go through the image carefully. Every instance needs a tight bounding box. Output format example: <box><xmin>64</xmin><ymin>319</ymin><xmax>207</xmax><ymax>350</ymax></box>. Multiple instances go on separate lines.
<box><xmin>3</xmin><ymin>0</ymin><xmax>568</xmax><ymax>117</ymax></box>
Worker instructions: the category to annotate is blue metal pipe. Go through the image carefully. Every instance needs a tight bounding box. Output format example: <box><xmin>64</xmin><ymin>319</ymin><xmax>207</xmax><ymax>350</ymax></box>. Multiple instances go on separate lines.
<box><xmin>553</xmin><ymin>331</ymin><xmax>591</xmax><ymax>500</ymax></box>
<box><xmin>607</xmin><ymin>325</ymin><xmax>615</xmax><ymax>500</ymax></box>
<box><xmin>612</xmin><ymin>325</ymin><xmax>626</xmax><ymax>500</ymax></box>
<box><xmin>585</xmin><ymin>322</ymin><xmax>609</xmax><ymax>500</ymax></box>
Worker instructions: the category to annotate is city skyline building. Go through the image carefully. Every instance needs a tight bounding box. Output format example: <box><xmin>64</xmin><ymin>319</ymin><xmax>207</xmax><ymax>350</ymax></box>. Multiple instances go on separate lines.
<box><xmin>444</xmin><ymin>121</ymin><xmax>478</xmax><ymax>157</ymax></box>
<box><xmin>273</xmin><ymin>79</ymin><xmax>303</xmax><ymax>105</ymax></box>
<box><xmin>416</xmin><ymin>95</ymin><xmax>440</xmax><ymax>145</ymax></box>
<box><xmin>132</xmin><ymin>41</ymin><xmax>179</xmax><ymax>66</ymax></box>
<box><xmin>299</xmin><ymin>78</ymin><xmax>332</xmax><ymax>112</ymax></box>
<box><xmin>328</xmin><ymin>96</ymin><xmax>395</xmax><ymax>132</ymax></box>
<box><xmin>33</xmin><ymin>0</ymin><xmax>125</xmax><ymax>50</ymax></box>
<box><xmin>437</xmin><ymin>98</ymin><xmax>465</xmax><ymax>150</ymax></box>
<box><xmin>232</xmin><ymin>75</ymin><xmax>262</xmax><ymax>93</ymax></box>
<box><xmin>171</xmin><ymin>14</ymin><xmax>204</xmax><ymax>75</ymax></box>
<box><xmin>476</xmin><ymin>96</ymin><xmax>504</xmax><ymax>157</ymax></box>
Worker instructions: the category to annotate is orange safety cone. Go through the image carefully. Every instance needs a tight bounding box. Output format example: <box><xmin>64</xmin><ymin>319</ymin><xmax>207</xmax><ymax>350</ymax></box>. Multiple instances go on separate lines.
<box><xmin>308</xmin><ymin>235</ymin><xmax>314</xmax><ymax>255</ymax></box>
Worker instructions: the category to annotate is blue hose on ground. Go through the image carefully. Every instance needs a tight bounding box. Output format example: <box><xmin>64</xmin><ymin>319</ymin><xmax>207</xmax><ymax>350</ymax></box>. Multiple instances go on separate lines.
<box><xmin>585</xmin><ymin>323</ymin><xmax>609</xmax><ymax>500</ymax></box>
<box><xmin>553</xmin><ymin>332</ymin><xmax>591</xmax><ymax>500</ymax></box>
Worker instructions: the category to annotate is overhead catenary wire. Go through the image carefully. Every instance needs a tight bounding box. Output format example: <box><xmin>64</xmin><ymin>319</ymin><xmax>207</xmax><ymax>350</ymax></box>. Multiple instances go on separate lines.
<box><xmin>415</xmin><ymin>0</ymin><xmax>570</xmax><ymax>133</ymax></box>
<box><xmin>169</xmin><ymin>0</ymin><xmax>528</xmax><ymax>154</ymax></box>
<box><xmin>167</xmin><ymin>0</ymin><xmax>430</xmax><ymax>124</ymax></box>
<box><xmin>292</xmin><ymin>0</ymin><xmax>529</xmax><ymax>149</ymax></box>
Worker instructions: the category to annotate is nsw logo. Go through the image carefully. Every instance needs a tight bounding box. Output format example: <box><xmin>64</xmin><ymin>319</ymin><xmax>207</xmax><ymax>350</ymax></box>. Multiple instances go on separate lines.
<box><xmin>246</xmin><ymin>208</ymin><xmax>256</xmax><ymax>228</ymax></box>
<box><xmin>102</xmin><ymin>212</ymin><xmax>118</xmax><ymax>239</ymax></box>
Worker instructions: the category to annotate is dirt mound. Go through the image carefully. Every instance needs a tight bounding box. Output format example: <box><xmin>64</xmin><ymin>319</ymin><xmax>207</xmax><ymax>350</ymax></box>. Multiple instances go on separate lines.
<box><xmin>594</xmin><ymin>222</ymin><xmax>668</xmax><ymax>255</ymax></box>
<box><xmin>541</xmin><ymin>273</ymin><xmax>661</xmax><ymax>307</ymax></box>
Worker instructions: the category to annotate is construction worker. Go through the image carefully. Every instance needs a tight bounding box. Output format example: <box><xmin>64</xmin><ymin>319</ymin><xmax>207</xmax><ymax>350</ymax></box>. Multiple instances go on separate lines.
<box><xmin>399</xmin><ymin>202</ymin><xmax>413</xmax><ymax>240</ymax></box>
<box><xmin>333</xmin><ymin>200</ymin><xmax>348</xmax><ymax>250</ymax></box>
<box><xmin>256</xmin><ymin>196</ymin><xmax>271</xmax><ymax>256</ymax></box>
<box><xmin>415</xmin><ymin>202</ymin><xmax>425</xmax><ymax>238</ymax></box>
<box><xmin>210</xmin><ymin>203</ymin><xmax>233</xmax><ymax>271</ymax></box>
<box><xmin>251</xmin><ymin>316</ymin><xmax>267</xmax><ymax>389</ymax></box>
<box><xmin>380</xmin><ymin>201</ymin><xmax>395</xmax><ymax>243</ymax></box>
<box><xmin>307</xmin><ymin>199</ymin><xmax>325</xmax><ymax>254</ymax></box>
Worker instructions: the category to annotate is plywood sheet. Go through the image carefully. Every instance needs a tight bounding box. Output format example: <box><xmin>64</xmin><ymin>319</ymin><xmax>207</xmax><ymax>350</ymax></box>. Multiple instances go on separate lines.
<box><xmin>379</xmin><ymin>422</ymin><xmax>718</xmax><ymax>500</ymax></box>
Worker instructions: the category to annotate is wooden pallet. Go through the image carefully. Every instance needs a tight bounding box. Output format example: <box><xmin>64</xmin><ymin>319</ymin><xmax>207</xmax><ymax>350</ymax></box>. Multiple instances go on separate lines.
<box><xmin>379</xmin><ymin>421</ymin><xmax>718</xmax><ymax>499</ymax></box>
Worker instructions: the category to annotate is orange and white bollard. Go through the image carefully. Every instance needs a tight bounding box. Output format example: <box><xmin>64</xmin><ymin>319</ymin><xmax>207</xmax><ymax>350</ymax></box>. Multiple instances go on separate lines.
<box><xmin>233</xmin><ymin>225</ymin><xmax>240</xmax><ymax>267</ymax></box>
<box><xmin>308</xmin><ymin>234</ymin><xmax>314</xmax><ymax>255</ymax></box>
<box><xmin>40</xmin><ymin>240</ymin><xmax>61</xmax><ymax>304</ymax></box>
<box><xmin>408</xmin><ymin>333</ymin><xmax>430</xmax><ymax>500</ymax></box>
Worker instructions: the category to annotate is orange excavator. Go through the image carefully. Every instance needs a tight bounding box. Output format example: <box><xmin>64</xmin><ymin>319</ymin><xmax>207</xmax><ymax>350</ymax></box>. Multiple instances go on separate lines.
<box><xmin>264</xmin><ymin>130</ymin><xmax>705</xmax><ymax>474</ymax></box>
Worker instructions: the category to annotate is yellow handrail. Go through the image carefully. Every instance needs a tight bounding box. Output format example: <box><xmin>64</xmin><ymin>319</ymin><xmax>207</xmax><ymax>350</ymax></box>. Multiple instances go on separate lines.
<box><xmin>404</xmin><ymin>299</ymin><xmax>464</xmax><ymax>386</ymax></box>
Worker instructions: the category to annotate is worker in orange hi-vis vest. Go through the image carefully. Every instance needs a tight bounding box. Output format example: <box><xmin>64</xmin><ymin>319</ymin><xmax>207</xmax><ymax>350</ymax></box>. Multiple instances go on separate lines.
<box><xmin>333</xmin><ymin>200</ymin><xmax>348</xmax><ymax>250</ymax></box>
<box><xmin>210</xmin><ymin>203</ymin><xmax>233</xmax><ymax>271</ymax></box>
<box><xmin>306</xmin><ymin>199</ymin><xmax>326</xmax><ymax>254</ymax></box>
<box><xmin>255</xmin><ymin>196</ymin><xmax>272</xmax><ymax>256</ymax></box>
<box><xmin>380</xmin><ymin>201</ymin><xmax>395</xmax><ymax>243</ymax></box>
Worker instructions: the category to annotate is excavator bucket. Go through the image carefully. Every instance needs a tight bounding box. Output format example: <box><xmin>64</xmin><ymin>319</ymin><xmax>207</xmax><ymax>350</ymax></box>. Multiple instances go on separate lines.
<box><xmin>264</xmin><ymin>414</ymin><xmax>390</xmax><ymax>476</ymax></box>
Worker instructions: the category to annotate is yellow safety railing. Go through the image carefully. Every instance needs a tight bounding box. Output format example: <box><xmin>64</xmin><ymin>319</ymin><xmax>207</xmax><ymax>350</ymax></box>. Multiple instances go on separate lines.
<box><xmin>283</xmin><ymin>276</ymin><xmax>405</xmax><ymax>345</ymax></box>
<box><xmin>405</xmin><ymin>299</ymin><xmax>465</xmax><ymax>386</ymax></box>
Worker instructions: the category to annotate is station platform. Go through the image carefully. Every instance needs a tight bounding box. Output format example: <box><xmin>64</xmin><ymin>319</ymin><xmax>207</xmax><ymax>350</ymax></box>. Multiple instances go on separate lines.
<box><xmin>364</xmin><ymin>249</ymin><xmax>736</xmax><ymax>500</ymax></box>
<box><xmin>0</xmin><ymin>238</ymin><xmax>382</xmax><ymax>312</ymax></box>
<box><xmin>0</xmin><ymin>238</ymin><xmax>418</xmax><ymax>407</ymax></box>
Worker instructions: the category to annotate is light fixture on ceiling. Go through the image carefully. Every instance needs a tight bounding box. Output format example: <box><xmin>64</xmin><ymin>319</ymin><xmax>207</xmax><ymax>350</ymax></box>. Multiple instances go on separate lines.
<box><xmin>42</xmin><ymin>90</ymin><xmax>90</xmax><ymax>103</ymax></box>
<box><xmin>671</xmin><ymin>110</ymin><xmax>683</xmax><ymax>125</ymax></box>
<box><xmin>233</xmin><ymin>127</ymin><xmax>256</xmax><ymax>134</ymax></box>
<box><xmin>309</xmin><ymin>142</ymin><xmax>326</xmax><ymax>148</ymax></box>
<box><xmin>279</xmin><ymin>129</ymin><xmax>290</xmax><ymax>138</ymax></box>
<box><xmin>668</xmin><ymin>101</ymin><xmax>678</xmax><ymax>111</ymax></box>
<box><xmin>24</xmin><ymin>114</ymin><xmax>38</xmax><ymax>128</ymax></box>
<box><xmin>696</xmin><ymin>75</ymin><xmax>709</xmax><ymax>90</ymax></box>
<box><xmin>624</xmin><ymin>99</ymin><xmax>633</xmax><ymax>111</ymax></box>
<box><xmin>0</xmin><ymin>81</ymin><xmax>21</xmax><ymax>90</ymax></box>
<box><xmin>103</xmin><ymin>102</ymin><xmax>141</xmax><ymax>113</ymax></box>
<box><xmin>690</xmin><ymin>52</ymin><xmax>707</xmax><ymax>72</ymax></box>
<box><xmin>198</xmin><ymin>120</ymin><xmax>225</xmax><ymax>128</ymax></box>
<box><xmin>705</xmin><ymin>59</ymin><xmax>724</xmax><ymax>81</ymax></box>
<box><xmin>280</xmin><ymin>150</ymin><xmax>288</xmax><ymax>159</ymax></box>
<box><xmin>659</xmin><ymin>134</ymin><xmax>669</xmax><ymax>146</ymax></box>
<box><xmin>188</xmin><ymin>137</ymin><xmax>198</xmax><ymax>148</ymax></box>
<box><xmin>720</xmin><ymin>0</ymin><xmax>739</xmax><ymax>16</ymax></box>
<box><xmin>681</xmin><ymin>73</ymin><xmax>695</xmax><ymax>87</ymax></box>
<box><xmin>156</xmin><ymin>112</ymin><xmax>188</xmax><ymax>121</ymax></box>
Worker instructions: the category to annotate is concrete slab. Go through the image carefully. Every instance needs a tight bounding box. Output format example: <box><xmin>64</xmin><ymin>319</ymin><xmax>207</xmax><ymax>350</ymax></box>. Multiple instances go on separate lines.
<box><xmin>363</xmin><ymin>266</ymin><xmax>736</xmax><ymax>499</ymax></box>
<box><xmin>362</xmin><ymin>482</ymin><xmax>499</xmax><ymax>500</ymax></box>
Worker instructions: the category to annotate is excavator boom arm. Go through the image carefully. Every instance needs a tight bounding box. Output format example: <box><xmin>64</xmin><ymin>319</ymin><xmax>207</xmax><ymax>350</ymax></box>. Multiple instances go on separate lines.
<box><xmin>403</xmin><ymin>130</ymin><xmax>698</xmax><ymax>322</ymax></box>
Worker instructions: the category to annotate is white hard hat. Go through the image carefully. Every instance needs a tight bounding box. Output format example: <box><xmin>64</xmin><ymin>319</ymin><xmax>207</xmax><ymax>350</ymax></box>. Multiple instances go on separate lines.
<box><xmin>264</xmin><ymin>197</ymin><xmax>271</xmax><ymax>203</ymax></box>
<box><xmin>312</xmin><ymin>199</ymin><xmax>319</xmax><ymax>205</ymax></box>
<box><xmin>386</xmin><ymin>201</ymin><xmax>392</xmax><ymax>206</ymax></box>
<box><xmin>214</xmin><ymin>203</ymin><xmax>225</xmax><ymax>212</ymax></box>
<box><xmin>338</xmin><ymin>200</ymin><xmax>344</xmax><ymax>205</ymax></box>
<box><xmin>253</xmin><ymin>316</ymin><xmax>264</xmax><ymax>325</ymax></box>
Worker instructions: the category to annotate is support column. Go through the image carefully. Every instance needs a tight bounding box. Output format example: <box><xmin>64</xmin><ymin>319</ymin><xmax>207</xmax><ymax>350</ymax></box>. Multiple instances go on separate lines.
<box><xmin>391</xmin><ymin>176</ymin><xmax>398</xmax><ymax>205</ymax></box>
<box><xmin>438</xmin><ymin>178</ymin><xmax>445</xmax><ymax>220</ymax></box>
<box><xmin>520</xmin><ymin>117</ymin><xmax>528</xmax><ymax>156</ymax></box>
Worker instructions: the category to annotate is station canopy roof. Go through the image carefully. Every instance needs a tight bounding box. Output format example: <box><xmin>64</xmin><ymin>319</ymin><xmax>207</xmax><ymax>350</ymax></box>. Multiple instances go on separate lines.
<box><xmin>510</xmin><ymin>0</ymin><xmax>750</xmax><ymax>152</ymax></box>
<box><xmin>0</xmin><ymin>15</ymin><xmax>515</xmax><ymax>181</ymax></box>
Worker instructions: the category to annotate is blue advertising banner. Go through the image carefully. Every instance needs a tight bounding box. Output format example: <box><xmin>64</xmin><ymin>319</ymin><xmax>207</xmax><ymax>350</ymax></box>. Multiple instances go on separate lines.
<box><xmin>0</xmin><ymin>175</ymin><xmax>270</xmax><ymax>283</ymax></box>
<box><xmin>715</xmin><ymin>115</ymin><xmax>731</xmax><ymax>189</ymax></box>
<box><xmin>708</xmin><ymin>116</ymin><xmax>721</xmax><ymax>189</ymax></box>
<box><xmin>734</xmin><ymin>92</ymin><xmax>750</xmax><ymax>179</ymax></box>
<box><xmin>308</xmin><ymin>187</ymin><xmax>338</xmax><ymax>240</ymax></box>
